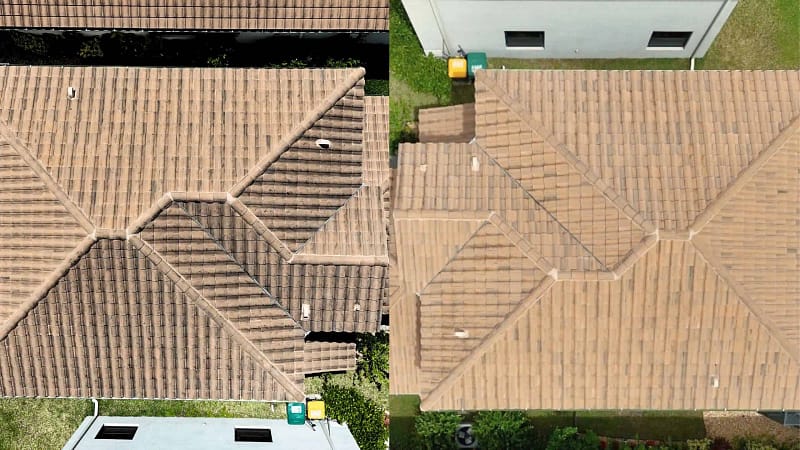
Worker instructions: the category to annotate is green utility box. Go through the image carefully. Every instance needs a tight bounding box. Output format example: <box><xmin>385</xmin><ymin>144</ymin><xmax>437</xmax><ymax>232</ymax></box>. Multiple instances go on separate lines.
<box><xmin>286</xmin><ymin>402</ymin><xmax>306</xmax><ymax>425</ymax></box>
<box><xmin>467</xmin><ymin>52</ymin><xmax>487</xmax><ymax>79</ymax></box>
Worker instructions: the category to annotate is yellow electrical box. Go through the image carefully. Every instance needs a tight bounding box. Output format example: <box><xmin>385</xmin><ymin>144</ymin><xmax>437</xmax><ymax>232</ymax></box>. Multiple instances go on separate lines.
<box><xmin>448</xmin><ymin>57</ymin><xmax>468</xmax><ymax>79</ymax></box>
<box><xmin>306</xmin><ymin>400</ymin><xmax>325</xmax><ymax>420</ymax></box>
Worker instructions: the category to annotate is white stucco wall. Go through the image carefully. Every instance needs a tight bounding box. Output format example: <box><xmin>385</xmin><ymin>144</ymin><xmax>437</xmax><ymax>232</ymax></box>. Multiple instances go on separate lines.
<box><xmin>402</xmin><ymin>0</ymin><xmax>737</xmax><ymax>59</ymax></box>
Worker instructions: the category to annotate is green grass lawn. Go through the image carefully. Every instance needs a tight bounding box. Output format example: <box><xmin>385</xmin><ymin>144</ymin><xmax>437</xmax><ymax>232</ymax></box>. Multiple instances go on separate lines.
<box><xmin>386</xmin><ymin>398</ymin><xmax>706</xmax><ymax>449</ymax></box>
<box><xmin>0</xmin><ymin>397</ymin><xmax>287</xmax><ymax>450</ymax></box>
<box><xmin>389</xmin><ymin>395</ymin><xmax>421</xmax><ymax>450</ymax></box>
<box><xmin>525</xmin><ymin>410</ymin><xmax>706</xmax><ymax>443</ymax></box>
<box><xmin>390</xmin><ymin>0</ymin><xmax>799</xmax><ymax>151</ymax></box>
<box><xmin>389</xmin><ymin>0</ymin><xmax>474</xmax><ymax>153</ymax></box>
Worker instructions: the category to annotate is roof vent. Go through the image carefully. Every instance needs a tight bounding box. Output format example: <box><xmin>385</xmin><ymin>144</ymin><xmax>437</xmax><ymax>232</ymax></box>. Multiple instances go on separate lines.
<box><xmin>354</xmin><ymin>303</ymin><xmax>361</xmax><ymax>312</ymax></box>
<box><xmin>454</xmin><ymin>329</ymin><xmax>469</xmax><ymax>339</ymax></box>
<box><xmin>315</xmin><ymin>139</ymin><xmax>331</xmax><ymax>149</ymax></box>
<box><xmin>67</xmin><ymin>86</ymin><xmax>77</xmax><ymax>99</ymax></box>
<box><xmin>419</xmin><ymin>164</ymin><xmax>427</xmax><ymax>173</ymax></box>
<box><xmin>710</xmin><ymin>376</ymin><xmax>719</xmax><ymax>388</ymax></box>
<box><xmin>234</xmin><ymin>427</ymin><xmax>273</xmax><ymax>443</ymax></box>
<box><xmin>302</xmin><ymin>303</ymin><xmax>311</xmax><ymax>320</ymax></box>
<box><xmin>95</xmin><ymin>424</ymin><xmax>138</xmax><ymax>440</ymax></box>
<box><xmin>471</xmin><ymin>156</ymin><xmax>480</xmax><ymax>171</ymax></box>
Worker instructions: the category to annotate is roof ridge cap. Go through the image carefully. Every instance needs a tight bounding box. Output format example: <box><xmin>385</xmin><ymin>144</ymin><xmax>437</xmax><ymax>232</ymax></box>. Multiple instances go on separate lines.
<box><xmin>0</xmin><ymin>235</ymin><xmax>96</xmax><ymax>341</ymax></box>
<box><xmin>416</xmin><ymin>219</ymin><xmax>491</xmax><ymax>297</ymax></box>
<box><xmin>691</xmin><ymin>237</ymin><xmax>800</xmax><ymax>364</ymax></box>
<box><xmin>487</xmin><ymin>212</ymin><xmax>556</xmax><ymax>276</ymax></box>
<box><xmin>129</xmin><ymin>235</ymin><xmax>306</xmax><ymax>401</ymax></box>
<box><xmin>690</xmin><ymin>116</ymin><xmax>800</xmax><ymax>235</ymax></box>
<box><xmin>173</xmin><ymin>202</ymin><xmax>306</xmax><ymax>330</ymax></box>
<box><xmin>293</xmin><ymin>184</ymin><xmax>367</xmax><ymax>256</ymax></box>
<box><xmin>420</xmin><ymin>276</ymin><xmax>557</xmax><ymax>410</ymax></box>
<box><xmin>227</xmin><ymin>196</ymin><xmax>294</xmax><ymax>260</ymax></box>
<box><xmin>0</xmin><ymin>121</ymin><xmax>95</xmax><ymax>233</ymax></box>
<box><xmin>228</xmin><ymin>67</ymin><xmax>366</xmax><ymax>197</ymax></box>
<box><xmin>479</xmin><ymin>77</ymin><xmax>657</xmax><ymax>235</ymax></box>
<box><xmin>472</xmin><ymin>141</ymin><xmax>607</xmax><ymax>270</ymax></box>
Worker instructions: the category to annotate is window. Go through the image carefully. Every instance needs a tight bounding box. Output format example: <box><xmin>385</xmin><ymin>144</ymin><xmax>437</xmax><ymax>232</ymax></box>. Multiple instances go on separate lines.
<box><xmin>647</xmin><ymin>31</ymin><xmax>692</xmax><ymax>49</ymax></box>
<box><xmin>234</xmin><ymin>427</ymin><xmax>273</xmax><ymax>442</ymax></box>
<box><xmin>505</xmin><ymin>31</ymin><xmax>545</xmax><ymax>48</ymax></box>
<box><xmin>95</xmin><ymin>425</ymin><xmax>138</xmax><ymax>440</ymax></box>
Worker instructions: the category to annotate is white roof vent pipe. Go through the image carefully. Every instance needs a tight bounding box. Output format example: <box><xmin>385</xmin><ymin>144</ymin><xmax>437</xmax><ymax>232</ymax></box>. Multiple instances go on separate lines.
<box><xmin>67</xmin><ymin>86</ymin><xmax>77</xmax><ymax>100</ymax></box>
<box><xmin>454</xmin><ymin>329</ymin><xmax>469</xmax><ymax>339</ymax></box>
<box><xmin>315</xmin><ymin>139</ymin><xmax>331</xmax><ymax>149</ymax></box>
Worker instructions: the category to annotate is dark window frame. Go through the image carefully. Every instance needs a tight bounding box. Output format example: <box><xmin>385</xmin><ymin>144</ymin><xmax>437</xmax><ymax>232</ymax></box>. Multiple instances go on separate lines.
<box><xmin>647</xmin><ymin>31</ymin><xmax>692</xmax><ymax>49</ymax></box>
<box><xmin>95</xmin><ymin>425</ymin><xmax>138</xmax><ymax>440</ymax></box>
<box><xmin>234</xmin><ymin>427</ymin><xmax>274</xmax><ymax>443</ymax></box>
<box><xmin>504</xmin><ymin>31</ymin><xmax>545</xmax><ymax>48</ymax></box>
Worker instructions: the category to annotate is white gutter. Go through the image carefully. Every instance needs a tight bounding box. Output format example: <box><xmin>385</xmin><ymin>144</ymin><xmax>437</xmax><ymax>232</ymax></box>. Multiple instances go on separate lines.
<box><xmin>689</xmin><ymin>0</ymin><xmax>732</xmax><ymax>68</ymax></box>
<box><xmin>66</xmin><ymin>398</ymin><xmax>100</xmax><ymax>450</ymax></box>
<box><xmin>425</xmin><ymin>0</ymin><xmax>450</xmax><ymax>56</ymax></box>
<box><xmin>320</xmin><ymin>418</ymin><xmax>337</xmax><ymax>450</ymax></box>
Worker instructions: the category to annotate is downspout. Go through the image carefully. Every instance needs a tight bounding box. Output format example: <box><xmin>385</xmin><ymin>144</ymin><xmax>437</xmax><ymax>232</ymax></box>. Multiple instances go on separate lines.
<box><xmin>425</xmin><ymin>0</ymin><xmax>451</xmax><ymax>56</ymax></box>
<box><xmin>68</xmin><ymin>398</ymin><xmax>100</xmax><ymax>449</ymax></box>
<box><xmin>690</xmin><ymin>0</ymin><xmax>731</xmax><ymax>70</ymax></box>
<box><xmin>321</xmin><ymin>418</ymin><xmax>337</xmax><ymax>450</ymax></box>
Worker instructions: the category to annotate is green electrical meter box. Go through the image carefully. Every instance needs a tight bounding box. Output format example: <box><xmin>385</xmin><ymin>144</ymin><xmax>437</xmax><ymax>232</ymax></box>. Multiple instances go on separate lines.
<box><xmin>467</xmin><ymin>52</ymin><xmax>487</xmax><ymax>79</ymax></box>
<box><xmin>286</xmin><ymin>402</ymin><xmax>306</xmax><ymax>425</ymax></box>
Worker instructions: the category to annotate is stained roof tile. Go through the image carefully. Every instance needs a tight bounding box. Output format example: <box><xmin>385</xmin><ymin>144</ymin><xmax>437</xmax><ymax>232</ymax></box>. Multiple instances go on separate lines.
<box><xmin>0</xmin><ymin>67</ymin><xmax>388</xmax><ymax>400</ymax></box>
<box><xmin>0</xmin><ymin>1</ymin><xmax>389</xmax><ymax>31</ymax></box>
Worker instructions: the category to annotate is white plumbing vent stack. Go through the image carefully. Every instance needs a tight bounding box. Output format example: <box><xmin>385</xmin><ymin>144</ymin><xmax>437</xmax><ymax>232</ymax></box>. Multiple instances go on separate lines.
<box><xmin>354</xmin><ymin>303</ymin><xmax>361</xmax><ymax>312</ymax></box>
<box><xmin>301</xmin><ymin>303</ymin><xmax>311</xmax><ymax>319</ymax></box>
<box><xmin>315</xmin><ymin>138</ymin><xmax>331</xmax><ymax>149</ymax></box>
<box><xmin>67</xmin><ymin>86</ymin><xmax>76</xmax><ymax>99</ymax></box>
<box><xmin>710</xmin><ymin>376</ymin><xmax>719</xmax><ymax>388</ymax></box>
<box><xmin>471</xmin><ymin>156</ymin><xmax>480</xmax><ymax>172</ymax></box>
<box><xmin>454</xmin><ymin>329</ymin><xmax>469</xmax><ymax>339</ymax></box>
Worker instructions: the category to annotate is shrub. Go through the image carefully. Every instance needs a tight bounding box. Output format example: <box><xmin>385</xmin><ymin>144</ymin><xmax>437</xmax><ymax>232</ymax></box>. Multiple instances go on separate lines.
<box><xmin>9</xmin><ymin>32</ymin><xmax>48</xmax><ymax>55</ymax></box>
<box><xmin>414</xmin><ymin>411</ymin><xmax>462</xmax><ymax>450</ymax></box>
<box><xmin>321</xmin><ymin>383</ymin><xmax>387</xmax><ymax>450</ymax></box>
<box><xmin>356</xmin><ymin>331</ymin><xmax>389</xmax><ymax>391</ymax></box>
<box><xmin>688</xmin><ymin>439</ymin><xmax>712</xmax><ymax>450</ymax></box>
<box><xmin>78</xmin><ymin>38</ymin><xmax>103</xmax><ymax>59</ymax></box>
<box><xmin>711</xmin><ymin>437</ymin><xmax>734</xmax><ymax>450</ymax></box>
<box><xmin>472</xmin><ymin>410</ymin><xmax>534</xmax><ymax>450</ymax></box>
<box><xmin>744</xmin><ymin>443</ymin><xmax>778</xmax><ymax>450</ymax></box>
<box><xmin>546</xmin><ymin>426</ymin><xmax>602</xmax><ymax>450</ymax></box>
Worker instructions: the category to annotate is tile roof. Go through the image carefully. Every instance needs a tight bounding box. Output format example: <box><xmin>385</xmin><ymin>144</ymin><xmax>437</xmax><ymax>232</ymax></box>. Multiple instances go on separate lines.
<box><xmin>0</xmin><ymin>66</ymin><xmax>388</xmax><ymax>400</ymax></box>
<box><xmin>391</xmin><ymin>70</ymin><xmax>800</xmax><ymax>411</ymax></box>
<box><xmin>418</xmin><ymin>103</ymin><xmax>476</xmax><ymax>143</ymax></box>
<box><xmin>0</xmin><ymin>1</ymin><xmax>388</xmax><ymax>31</ymax></box>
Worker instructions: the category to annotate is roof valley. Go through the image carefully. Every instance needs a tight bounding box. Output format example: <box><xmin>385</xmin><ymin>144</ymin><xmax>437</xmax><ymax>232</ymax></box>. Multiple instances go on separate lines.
<box><xmin>173</xmin><ymin>200</ymin><xmax>300</xmax><ymax>328</ymax></box>
<box><xmin>129</xmin><ymin>234</ymin><xmax>306</xmax><ymax>401</ymax></box>
<box><xmin>479</xmin><ymin>71</ymin><xmax>657</xmax><ymax>235</ymax></box>
<box><xmin>472</xmin><ymin>141</ymin><xmax>608</xmax><ymax>271</ymax></box>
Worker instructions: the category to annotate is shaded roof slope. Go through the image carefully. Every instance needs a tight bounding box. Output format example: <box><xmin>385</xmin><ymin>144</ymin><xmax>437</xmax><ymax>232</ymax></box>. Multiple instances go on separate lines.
<box><xmin>0</xmin><ymin>1</ymin><xmax>388</xmax><ymax>31</ymax></box>
<box><xmin>391</xmin><ymin>70</ymin><xmax>800</xmax><ymax>411</ymax></box>
<box><xmin>0</xmin><ymin>67</ymin><xmax>388</xmax><ymax>400</ymax></box>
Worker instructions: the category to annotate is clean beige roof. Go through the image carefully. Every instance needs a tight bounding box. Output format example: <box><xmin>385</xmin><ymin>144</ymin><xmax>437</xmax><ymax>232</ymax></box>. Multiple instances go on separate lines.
<box><xmin>0</xmin><ymin>1</ymin><xmax>388</xmax><ymax>31</ymax></box>
<box><xmin>391</xmin><ymin>70</ymin><xmax>800</xmax><ymax>411</ymax></box>
<box><xmin>0</xmin><ymin>66</ymin><xmax>388</xmax><ymax>401</ymax></box>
